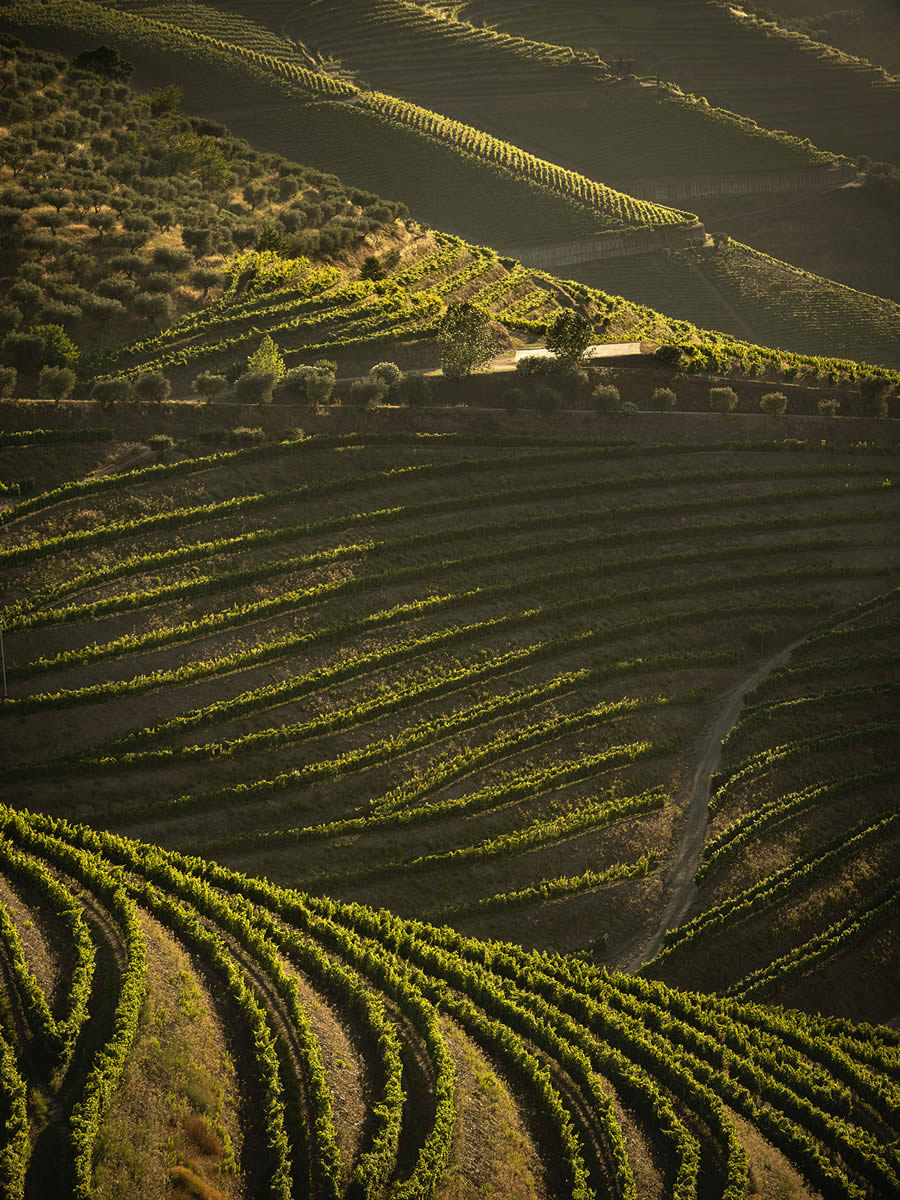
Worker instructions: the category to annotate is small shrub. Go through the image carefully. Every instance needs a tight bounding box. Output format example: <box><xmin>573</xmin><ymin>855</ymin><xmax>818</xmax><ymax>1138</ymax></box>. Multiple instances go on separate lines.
<box><xmin>348</xmin><ymin>376</ymin><xmax>386</xmax><ymax>408</ymax></box>
<box><xmin>760</xmin><ymin>391</ymin><xmax>788</xmax><ymax>417</ymax></box>
<box><xmin>182</xmin><ymin>1112</ymin><xmax>223</xmax><ymax>1158</ymax></box>
<box><xmin>368</xmin><ymin>361</ymin><xmax>402</xmax><ymax>393</ymax></box>
<box><xmin>592</xmin><ymin>383</ymin><xmax>622</xmax><ymax>413</ymax></box>
<box><xmin>818</xmin><ymin>397</ymin><xmax>841</xmax><ymax>417</ymax></box>
<box><xmin>515</xmin><ymin>354</ymin><xmax>555</xmax><ymax>376</ymax></box>
<box><xmin>649</xmin><ymin>386</ymin><xmax>677</xmax><ymax>411</ymax></box>
<box><xmin>622</xmin><ymin>400</ymin><xmax>639</xmax><ymax>415</ymax></box>
<box><xmin>147</xmin><ymin>432</ymin><xmax>175</xmax><ymax>457</ymax></box>
<box><xmin>709</xmin><ymin>386</ymin><xmax>739</xmax><ymax>413</ymax></box>
<box><xmin>655</xmin><ymin>344</ymin><xmax>687</xmax><ymax>369</ymax></box>
<box><xmin>0</xmin><ymin>366</ymin><xmax>17</xmax><ymax>397</ymax></box>
<box><xmin>399</xmin><ymin>373</ymin><xmax>431</xmax><ymax>408</ymax></box>
<box><xmin>228</xmin><ymin>425</ymin><xmax>264</xmax><ymax>444</ymax></box>
<box><xmin>534</xmin><ymin>383</ymin><xmax>561</xmax><ymax>415</ymax></box>
<box><xmin>168</xmin><ymin>1165</ymin><xmax>223</xmax><ymax>1200</ymax></box>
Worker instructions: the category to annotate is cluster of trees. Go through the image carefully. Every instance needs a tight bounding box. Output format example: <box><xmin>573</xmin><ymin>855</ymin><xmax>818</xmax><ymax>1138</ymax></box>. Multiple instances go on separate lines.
<box><xmin>0</xmin><ymin>35</ymin><xmax>409</xmax><ymax>393</ymax></box>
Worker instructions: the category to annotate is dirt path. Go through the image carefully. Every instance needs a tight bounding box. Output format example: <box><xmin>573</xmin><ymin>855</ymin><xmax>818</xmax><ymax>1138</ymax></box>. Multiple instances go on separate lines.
<box><xmin>618</xmin><ymin>638</ymin><xmax>801</xmax><ymax>973</ymax></box>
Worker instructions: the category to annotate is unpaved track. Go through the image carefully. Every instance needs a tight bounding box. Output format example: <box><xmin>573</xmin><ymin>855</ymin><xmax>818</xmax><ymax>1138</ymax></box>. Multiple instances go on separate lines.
<box><xmin>619</xmin><ymin>638</ymin><xmax>801</xmax><ymax>973</ymax></box>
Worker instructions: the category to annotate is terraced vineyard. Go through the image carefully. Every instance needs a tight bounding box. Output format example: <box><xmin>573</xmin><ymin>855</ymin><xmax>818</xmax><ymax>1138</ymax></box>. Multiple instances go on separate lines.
<box><xmin>462</xmin><ymin>0</ymin><xmax>900</xmax><ymax>165</ymax></box>
<box><xmin>2</xmin><ymin>430</ymin><xmax>899</xmax><ymax>951</ymax></box>
<box><xmin>577</xmin><ymin>240</ymin><xmax>900</xmax><ymax>369</ymax></box>
<box><xmin>1</xmin><ymin>426</ymin><xmax>899</xmax><ymax>1198</ymax></box>
<box><xmin>7</xmin><ymin>8</ymin><xmax>899</xmax><ymax>375</ymax></box>
<box><xmin>2</xmin><ymin>801</ymin><xmax>899</xmax><ymax>1200</ymax></box>
<box><xmin>650</xmin><ymin>591</ymin><xmax>900</xmax><ymax>1023</ymax></box>
<box><xmin>758</xmin><ymin>0</ymin><xmax>900</xmax><ymax>77</ymax></box>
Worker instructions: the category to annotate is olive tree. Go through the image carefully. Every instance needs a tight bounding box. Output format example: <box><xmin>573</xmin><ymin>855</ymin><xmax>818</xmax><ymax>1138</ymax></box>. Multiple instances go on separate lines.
<box><xmin>38</xmin><ymin>364</ymin><xmax>76</xmax><ymax>404</ymax></box>
<box><xmin>437</xmin><ymin>301</ymin><xmax>496</xmax><ymax>379</ymax></box>
<box><xmin>545</xmin><ymin>309</ymin><xmax>593</xmax><ymax>369</ymax></box>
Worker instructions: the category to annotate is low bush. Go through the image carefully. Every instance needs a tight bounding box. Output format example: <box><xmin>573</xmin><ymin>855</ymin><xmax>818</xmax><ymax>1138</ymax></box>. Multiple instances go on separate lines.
<box><xmin>0</xmin><ymin>366</ymin><xmax>16</xmax><ymax>397</ymax></box>
<box><xmin>399</xmin><ymin>373</ymin><xmax>432</xmax><ymax>408</ymax></box>
<box><xmin>709</xmin><ymin>386</ymin><xmax>739</xmax><ymax>413</ymax></box>
<box><xmin>592</xmin><ymin>384</ymin><xmax>622</xmax><ymax>413</ymax></box>
<box><xmin>235</xmin><ymin>370</ymin><xmax>276</xmax><ymax>406</ymax></box>
<box><xmin>534</xmin><ymin>383</ymin><xmax>561</xmax><ymax>415</ymax></box>
<box><xmin>760</xmin><ymin>392</ymin><xmax>788</xmax><ymax>417</ymax></box>
<box><xmin>649</xmin><ymin>386</ymin><xmax>677</xmax><ymax>411</ymax></box>
<box><xmin>228</xmin><ymin>426</ymin><xmax>264</xmax><ymax>444</ymax></box>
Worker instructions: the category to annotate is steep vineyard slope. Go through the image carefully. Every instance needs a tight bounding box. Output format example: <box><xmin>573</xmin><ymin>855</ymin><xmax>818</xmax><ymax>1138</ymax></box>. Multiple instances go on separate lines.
<box><xmin>762</xmin><ymin>0</ymin><xmax>900</xmax><ymax>77</ymax></box>
<box><xmin>3</xmin><ymin>431</ymin><xmax>899</xmax><ymax>968</ymax></box>
<box><xmin>0</xmin><ymin>804</ymin><xmax>898</xmax><ymax>1200</ymax></box>
<box><xmin>462</xmin><ymin>0</ymin><xmax>900</xmax><ymax>165</ymax></box>
<box><xmin>182</xmin><ymin>0</ymin><xmax>836</xmax><ymax>191</ymax></box>
<box><xmin>574</xmin><ymin>239</ymin><xmax>900</xmax><ymax>369</ymax></box>
<box><xmin>648</xmin><ymin>590</ymin><xmax>900</xmax><ymax>1024</ymax></box>
<box><xmin>5</xmin><ymin>19</ymin><xmax>898</xmax><ymax>375</ymax></box>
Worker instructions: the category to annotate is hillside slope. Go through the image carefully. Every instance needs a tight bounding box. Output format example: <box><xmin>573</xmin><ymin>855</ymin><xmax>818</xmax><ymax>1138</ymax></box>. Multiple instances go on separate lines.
<box><xmin>3</xmin><ymin>428</ymin><xmax>899</xmax><ymax>980</ymax></box>
<box><xmin>3</xmin><ymin>29</ymin><xmax>899</xmax><ymax>381</ymax></box>
<box><xmin>462</xmin><ymin>0</ymin><xmax>900</xmax><ymax>165</ymax></box>
<box><xmin>2</xmin><ymin>801</ymin><xmax>898</xmax><ymax>1200</ymax></box>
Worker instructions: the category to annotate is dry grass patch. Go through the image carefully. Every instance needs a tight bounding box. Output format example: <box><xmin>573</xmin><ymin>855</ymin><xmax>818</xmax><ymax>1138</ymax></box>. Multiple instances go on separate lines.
<box><xmin>92</xmin><ymin>911</ymin><xmax>242</xmax><ymax>1200</ymax></box>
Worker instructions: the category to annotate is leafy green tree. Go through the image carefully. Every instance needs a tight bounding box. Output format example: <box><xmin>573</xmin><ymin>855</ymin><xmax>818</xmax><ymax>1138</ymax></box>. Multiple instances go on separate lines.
<box><xmin>235</xmin><ymin>369</ymin><xmax>276</xmax><ymax>405</ymax></box>
<box><xmin>247</xmin><ymin>334</ymin><xmax>285</xmax><ymax>382</ymax></box>
<box><xmin>0</xmin><ymin>306</ymin><xmax>22</xmax><ymax>336</ymax></box>
<box><xmin>134</xmin><ymin>371</ymin><xmax>171</xmax><ymax>405</ymax></box>
<box><xmin>190</xmin><ymin>267</ymin><xmax>222</xmax><ymax>298</ymax></box>
<box><xmin>192</xmin><ymin>370</ymin><xmax>227</xmax><ymax>403</ymax></box>
<box><xmin>92</xmin><ymin>378</ymin><xmax>135</xmax><ymax>407</ymax></box>
<box><xmin>369</xmin><ymin>362</ymin><xmax>402</xmax><ymax>395</ymax></box>
<box><xmin>437</xmin><ymin>301</ymin><xmax>496</xmax><ymax>379</ymax></box>
<box><xmin>348</xmin><ymin>376</ymin><xmax>386</xmax><ymax>407</ymax></box>
<box><xmin>399</xmin><ymin>373</ymin><xmax>431</xmax><ymax>408</ymax></box>
<box><xmin>360</xmin><ymin>255</ymin><xmax>386</xmax><ymax>281</ymax></box>
<box><xmin>84</xmin><ymin>295</ymin><xmax>126</xmax><ymax>325</ymax></box>
<box><xmin>182</xmin><ymin>227</ymin><xmax>213</xmax><ymax>259</ymax></box>
<box><xmin>148</xmin><ymin>83</ymin><xmax>182</xmax><ymax>118</ymax></box>
<box><xmin>38</xmin><ymin>364</ymin><xmax>76</xmax><ymax>404</ymax></box>
<box><xmin>257</xmin><ymin>223</ymin><xmax>285</xmax><ymax>253</ymax></box>
<box><xmin>134</xmin><ymin>292</ymin><xmax>174</xmax><ymax>328</ymax></box>
<box><xmin>152</xmin><ymin>247</ymin><xmax>192</xmax><ymax>273</ymax></box>
<box><xmin>31</xmin><ymin>324</ymin><xmax>78</xmax><ymax>368</ymax></box>
<box><xmin>591</xmin><ymin>383</ymin><xmax>622</xmax><ymax>413</ymax></box>
<box><xmin>546</xmin><ymin>309</ymin><xmax>593</xmax><ymax>368</ymax></box>
<box><xmin>280</xmin><ymin>363</ymin><xmax>335</xmax><ymax>405</ymax></box>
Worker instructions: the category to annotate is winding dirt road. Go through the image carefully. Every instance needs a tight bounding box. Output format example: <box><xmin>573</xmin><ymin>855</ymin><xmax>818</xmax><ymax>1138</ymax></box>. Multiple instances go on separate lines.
<box><xmin>619</xmin><ymin>638</ymin><xmax>801</xmax><ymax>974</ymax></box>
